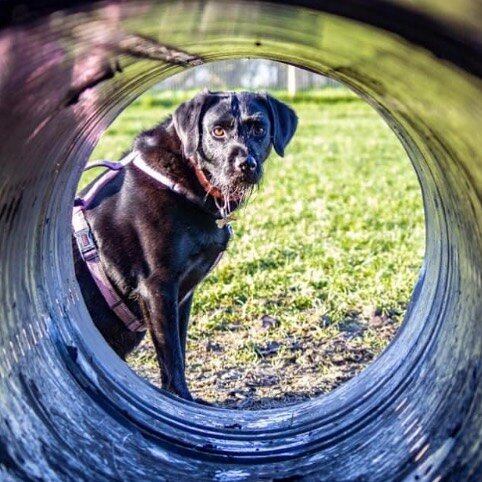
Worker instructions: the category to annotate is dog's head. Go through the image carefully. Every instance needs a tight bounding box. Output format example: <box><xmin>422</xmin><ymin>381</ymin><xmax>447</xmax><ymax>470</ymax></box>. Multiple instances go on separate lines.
<box><xmin>173</xmin><ymin>90</ymin><xmax>298</xmax><ymax>200</ymax></box>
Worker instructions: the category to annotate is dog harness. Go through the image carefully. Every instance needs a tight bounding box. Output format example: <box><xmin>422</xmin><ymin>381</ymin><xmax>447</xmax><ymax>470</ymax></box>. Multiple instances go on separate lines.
<box><xmin>73</xmin><ymin>152</ymin><xmax>232</xmax><ymax>332</ymax></box>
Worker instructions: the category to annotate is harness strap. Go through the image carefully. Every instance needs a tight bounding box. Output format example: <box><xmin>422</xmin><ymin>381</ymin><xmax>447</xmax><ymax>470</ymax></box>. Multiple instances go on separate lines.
<box><xmin>132</xmin><ymin>155</ymin><xmax>205</xmax><ymax>209</ymax></box>
<box><xmin>73</xmin><ymin>205</ymin><xmax>146</xmax><ymax>332</ymax></box>
<box><xmin>74</xmin><ymin>152</ymin><xmax>146</xmax><ymax>333</ymax></box>
<box><xmin>78</xmin><ymin>152</ymin><xmax>137</xmax><ymax>210</ymax></box>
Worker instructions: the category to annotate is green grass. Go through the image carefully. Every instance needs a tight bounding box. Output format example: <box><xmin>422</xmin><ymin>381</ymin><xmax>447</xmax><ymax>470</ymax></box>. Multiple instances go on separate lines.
<box><xmin>82</xmin><ymin>88</ymin><xmax>425</xmax><ymax>407</ymax></box>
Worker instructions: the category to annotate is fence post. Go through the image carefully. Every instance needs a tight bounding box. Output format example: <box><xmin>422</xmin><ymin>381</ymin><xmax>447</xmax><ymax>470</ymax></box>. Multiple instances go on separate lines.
<box><xmin>287</xmin><ymin>64</ymin><xmax>297</xmax><ymax>97</ymax></box>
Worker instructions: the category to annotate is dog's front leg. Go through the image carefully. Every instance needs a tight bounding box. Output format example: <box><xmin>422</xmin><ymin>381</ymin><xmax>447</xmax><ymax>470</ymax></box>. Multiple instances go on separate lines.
<box><xmin>178</xmin><ymin>292</ymin><xmax>194</xmax><ymax>366</ymax></box>
<box><xmin>138</xmin><ymin>276</ymin><xmax>192</xmax><ymax>400</ymax></box>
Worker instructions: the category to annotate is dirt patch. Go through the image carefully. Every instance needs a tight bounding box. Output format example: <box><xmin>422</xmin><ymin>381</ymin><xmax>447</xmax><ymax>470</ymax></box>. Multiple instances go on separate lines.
<box><xmin>129</xmin><ymin>309</ymin><xmax>401</xmax><ymax>410</ymax></box>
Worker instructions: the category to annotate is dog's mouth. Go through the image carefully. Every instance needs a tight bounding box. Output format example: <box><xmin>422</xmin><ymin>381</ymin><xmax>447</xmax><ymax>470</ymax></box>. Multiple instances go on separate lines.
<box><xmin>204</xmin><ymin>167</ymin><xmax>261</xmax><ymax>204</ymax></box>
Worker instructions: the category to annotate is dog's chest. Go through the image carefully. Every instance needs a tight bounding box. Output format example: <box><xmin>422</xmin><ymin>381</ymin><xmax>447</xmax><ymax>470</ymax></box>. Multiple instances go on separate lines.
<box><xmin>179</xmin><ymin>225</ymin><xmax>231</xmax><ymax>300</ymax></box>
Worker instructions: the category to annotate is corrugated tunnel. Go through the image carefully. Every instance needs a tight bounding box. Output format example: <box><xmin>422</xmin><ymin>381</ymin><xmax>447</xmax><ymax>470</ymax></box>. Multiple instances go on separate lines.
<box><xmin>0</xmin><ymin>1</ymin><xmax>481</xmax><ymax>480</ymax></box>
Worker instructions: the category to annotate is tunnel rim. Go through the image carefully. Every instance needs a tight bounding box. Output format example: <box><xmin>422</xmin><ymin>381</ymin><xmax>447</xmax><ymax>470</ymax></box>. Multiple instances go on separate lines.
<box><xmin>1</xmin><ymin>0</ymin><xmax>480</xmax><ymax>479</ymax></box>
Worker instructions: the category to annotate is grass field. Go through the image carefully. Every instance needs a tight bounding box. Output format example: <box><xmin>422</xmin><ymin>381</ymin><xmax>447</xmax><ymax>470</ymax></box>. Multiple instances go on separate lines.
<box><xmin>82</xmin><ymin>88</ymin><xmax>425</xmax><ymax>409</ymax></box>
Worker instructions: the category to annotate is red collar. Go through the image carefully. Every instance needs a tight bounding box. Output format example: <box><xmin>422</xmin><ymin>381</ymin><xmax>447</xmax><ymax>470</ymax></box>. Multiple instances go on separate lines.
<box><xmin>188</xmin><ymin>158</ymin><xmax>225</xmax><ymax>201</ymax></box>
<box><xmin>188</xmin><ymin>157</ymin><xmax>243</xmax><ymax>204</ymax></box>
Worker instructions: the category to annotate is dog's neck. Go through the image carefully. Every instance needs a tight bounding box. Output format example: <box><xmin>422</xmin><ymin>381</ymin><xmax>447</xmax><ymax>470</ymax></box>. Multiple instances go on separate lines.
<box><xmin>187</xmin><ymin>156</ymin><xmax>225</xmax><ymax>201</ymax></box>
<box><xmin>132</xmin><ymin>121</ymin><xmax>240</xmax><ymax>219</ymax></box>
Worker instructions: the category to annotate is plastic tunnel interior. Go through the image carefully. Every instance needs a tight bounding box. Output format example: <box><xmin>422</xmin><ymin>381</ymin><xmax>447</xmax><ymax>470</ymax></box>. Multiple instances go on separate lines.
<box><xmin>0</xmin><ymin>1</ymin><xmax>481</xmax><ymax>480</ymax></box>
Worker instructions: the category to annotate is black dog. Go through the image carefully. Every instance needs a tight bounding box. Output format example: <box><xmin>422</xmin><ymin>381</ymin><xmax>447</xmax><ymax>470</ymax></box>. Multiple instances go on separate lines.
<box><xmin>73</xmin><ymin>90</ymin><xmax>297</xmax><ymax>401</ymax></box>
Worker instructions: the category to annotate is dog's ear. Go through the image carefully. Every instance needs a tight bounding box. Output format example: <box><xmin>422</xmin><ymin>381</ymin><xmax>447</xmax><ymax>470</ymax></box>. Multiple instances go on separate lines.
<box><xmin>265</xmin><ymin>94</ymin><xmax>298</xmax><ymax>157</ymax></box>
<box><xmin>173</xmin><ymin>90</ymin><xmax>212</xmax><ymax>158</ymax></box>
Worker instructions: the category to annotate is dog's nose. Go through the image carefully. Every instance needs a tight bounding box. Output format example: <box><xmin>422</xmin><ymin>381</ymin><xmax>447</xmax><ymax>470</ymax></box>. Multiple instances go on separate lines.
<box><xmin>237</xmin><ymin>155</ymin><xmax>257</xmax><ymax>173</ymax></box>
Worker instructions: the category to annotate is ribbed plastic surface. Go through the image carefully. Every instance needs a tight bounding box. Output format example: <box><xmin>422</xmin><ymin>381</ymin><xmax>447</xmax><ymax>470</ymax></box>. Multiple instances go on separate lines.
<box><xmin>0</xmin><ymin>1</ymin><xmax>481</xmax><ymax>480</ymax></box>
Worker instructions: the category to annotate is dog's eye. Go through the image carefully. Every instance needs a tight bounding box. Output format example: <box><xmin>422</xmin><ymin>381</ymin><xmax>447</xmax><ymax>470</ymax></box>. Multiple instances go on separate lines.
<box><xmin>212</xmin><ymin>126</ymin><xmax>226</xmax><ymax>138</ymax></box>
<box><xmin>253</xmin><ymin>125</ymin><xmax>265</xmax><ymax>136</ymax></box>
